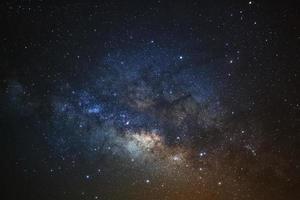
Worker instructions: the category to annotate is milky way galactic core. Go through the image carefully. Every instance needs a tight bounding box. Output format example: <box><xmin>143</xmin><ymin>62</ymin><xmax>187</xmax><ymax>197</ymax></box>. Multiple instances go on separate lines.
<box><xmin>2</xmin><ymin>1</ymin><xmax>300</xmax><ymax>200</ymax></box>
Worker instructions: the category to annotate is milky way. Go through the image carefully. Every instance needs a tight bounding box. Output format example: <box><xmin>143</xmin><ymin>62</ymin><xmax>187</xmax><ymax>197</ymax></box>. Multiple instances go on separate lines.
<box><xmin>2</xmin><ymin>1</ymin><xmax>300</xmax><ymax>200</ymax></box>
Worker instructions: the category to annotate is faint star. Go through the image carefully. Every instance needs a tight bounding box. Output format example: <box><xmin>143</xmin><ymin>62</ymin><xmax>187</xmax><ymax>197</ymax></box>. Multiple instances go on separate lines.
<box><xmin>172</xmin><ymin>155</ymin><xmax>180</xmax><ymax>161</ymax></box>
<box><xmin>199</xmin><ymin>152</ymin><xmax>207</xmax><ymax>157</ymax></box>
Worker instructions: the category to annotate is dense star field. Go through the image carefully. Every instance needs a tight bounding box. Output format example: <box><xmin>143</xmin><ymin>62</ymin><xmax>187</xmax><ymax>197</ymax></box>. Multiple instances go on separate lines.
<box><xmin>1</xmin><ymin>1</ymin><xmax>300</xmax><ymax>199</ymax></box>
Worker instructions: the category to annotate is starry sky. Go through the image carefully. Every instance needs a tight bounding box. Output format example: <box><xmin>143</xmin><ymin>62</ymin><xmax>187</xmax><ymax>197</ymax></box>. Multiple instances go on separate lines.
<box><xmin>2</xmin><ymin>1</ymin><xmax>300</xmax><ymax>200</ymax></box>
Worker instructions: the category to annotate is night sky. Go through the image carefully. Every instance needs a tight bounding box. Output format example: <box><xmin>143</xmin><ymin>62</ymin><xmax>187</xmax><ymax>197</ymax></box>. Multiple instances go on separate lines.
<box><xmin>2</xmin><ymin>1</ymin><xmax>300</xmax><ymax>199</ymax></box>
